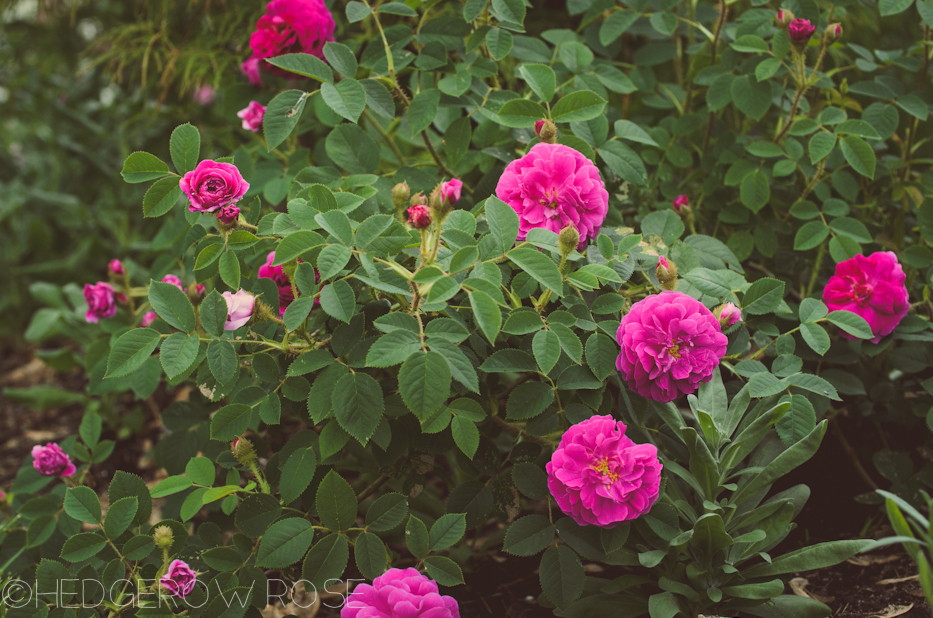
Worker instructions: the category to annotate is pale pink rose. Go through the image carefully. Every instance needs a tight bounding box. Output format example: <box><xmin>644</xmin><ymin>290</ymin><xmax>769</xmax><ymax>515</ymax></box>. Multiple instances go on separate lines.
<box><xmin>495</xmin><ymin>143</ymin><xmax>608</xmax><ymax>250</ymax></box>
<box><xmin>440</xmin><ymin>179</ymin><xmax>462</xmax><ymax>204</ymax></box>
<box><xmin>141</xmin><ymin>311</ymin><xmax>157</xmax><ymax>328</ymax></box>
<box><xmin>193</xmin><ymin>85</ymin><xmax>215</xmax><ymax>106</ymax></box>
<box><xmin>546</xmin><ymin>415</ymin><xmax>662</xmax><ymax>528</ymax></box>
<box><xmin>822</xmin><ymin>252</ymin><xmax>909</xmax><ymax>344</ymax></box>
<box><xmin>222</xmin><ymin>290</ymin><xmax>255</xmax><ymax>330</ymax></box>
<box><xmin>179</xmin><ymin>160</ymin><xmax>249</xmax><ymax>214</ymax></box>
<box><xmin>31</xmin><ymin>443</ymin><xmax>76</xmax><ymax>477</ymax></box>
<box><xmin>84</xmin><ymin>282</ymin><xmax>117</xmax><ymax>323</ymax></box>
<box><xmin>616</xmin><ymin>291</ymin><xmax>727</xmax><ymax>402</ymax></box>
<box><xmin>238</xmin><ymin>101</ymin><xmax>267</xmax><ymax>132</ymax></box>
<box><xmin>342</xmin><ymin>568</ymin><xmax>460</xmax><ymax>618</ymax></box>
<box><xmin>160</xmin><ymin>560</ymin><xmax>197</xmax><ymax>598</ymax></box>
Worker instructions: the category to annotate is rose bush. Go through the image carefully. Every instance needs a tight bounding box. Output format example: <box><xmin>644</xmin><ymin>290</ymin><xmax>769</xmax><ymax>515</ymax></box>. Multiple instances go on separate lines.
<box><xmin>7</xmin><ymin>0</ymin><xmax>933</xmax><ymax>616</ymax></box>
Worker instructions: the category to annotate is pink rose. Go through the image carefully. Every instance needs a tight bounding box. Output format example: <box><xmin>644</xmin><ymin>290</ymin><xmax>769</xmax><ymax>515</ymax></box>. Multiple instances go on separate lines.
<box><xmin>222</xmin><ymin>290</ymin><xmax>255</xmax><ymax>330</ymax></box>
<box><xmin>822</xmin><ymin>251</ymin><xmax>909</xmax><ymax>344</ymax></box>
<box><xmin>546</xmin><ymin>415</ymin><xmax>662</xmax><ymax>528</ymax></box>
<box><xmin>258</xmin><ymin>251</ymin><xmax>308</xmax><ymax>314</ymax></box>
<box><xmin>162</xmin><ymin>274</ymin><xmax>183</xmax><ymax>290</ymax></box>
<box><xmin>193</xmin><ymin>85</ymin><xmax>215</xmax><ymax>106</ymax></box>
<box><xmin>672</xmin><ymin>195</ymin><xmax>690</xmax><ymax>213</ymax></box>
<box><xmin>440</xmin><ymin>179</ymin><xmax>462</xmax><ymax>204</ymax></box>
<box><xmin>242</xmin><ymin>0</ymin><xmax>336</xmax><ymax>86</ymax></box>
<box><xmin>407</xmin><ymin>204</ymin><xmax>432</xmax><ymax>229</ymax></box>
<box><xmin>160</xmin><ymin>560</ymin><xmax>197</xmax><ymax>598</ymax></box>
<box><xmin>788</xmin><ymin>18</ymin><xmax>816</xmax><ymax>42</ymax></box>
<box><xmin>141</xmin><ymin>311</ymin><xmax>157</xmax><ymax>328</ymax></box>
<box><xmin>616</xmin><ymin>291</ymin><xmax>728</xmax><ymax>402</ymax></box>
<box><xmin>31</xmin><ymin>443</ymin><xmax>76</xmax><ymax>477</ymax></box>
<box><xmin>217</xmin><ymin>205</ymin><xmax>241</xmax><ymax>226</ymax></box>
<box><xmin>342</xmin><ymin>568</ymin><xmax>460</xmax><ymax>618</ymax></box>
<box><xmin>716</xmin><ymin>302</ymin><xmax>742</xmax><ymax>327</ymax></box>
<box><xmin>179</xmin><ymin>160</ymin><xmax>249</xmax><ymax>214</ymax></box>
<box><xmin>534</xmin><ymin>119</ymin><xmax>546</xmax><ymax>135</ymax></box>
<box><xmin>195</xmin><ymin>284</ymin><xmax>207</xmax><ymax>297</ymax></box>
<box><xmin>238</xmin><ymin>101</ymin><xmax>267</xmax><ymax>132</ymax></box>
<box><xmin>84</xmin><ymin>282</ymin><xmax>117</xmax><ymax>323</ymax></box>
<box><xmin>109</xmin><ymin>259</ymin><xmax>125</xmax><ymax>276</ymax></box>
<box><xmin>495</xmin><ymin>143</ymin><xmax>609</xmax><ymax>250</ymax></box>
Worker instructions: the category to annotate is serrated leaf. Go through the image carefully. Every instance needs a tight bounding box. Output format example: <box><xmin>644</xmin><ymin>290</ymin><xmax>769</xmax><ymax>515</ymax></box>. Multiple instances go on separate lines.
<box><xmin>280</xmin><ymin>448</ymin><xmax>316</xmax><ymax>504</ymax></box>
<box><xmin>333</xmin><ymin>372</ymin><xmax>384</xmax><ymax>444</ymax></box>
<box><xmin>64</xmin><ymin>486</ymin><xmax>101</xmax><ymax>524</ymax></box>
<box><xmin>121</xmin><ymin>152</ymin><xmax>170</xmax><ymax>183</ymax></box>
<box><xmin>170</xmin><ymin>124</ymin><xmax>200</xmax><ymax>175</ymax></box>
<box><xmin>106</xmin><ymin>329</ymin><xmax>160</xmax><ymax>378</ymax></box>
<box><xmin>143</xmin><ymin>177</ymin><xmax>183</xmax><ymax>218</ymax></box>
<box><xmin>321</xmin><ymin>79</ymin><xmax>366</xmax><ymax>123</ymax></box>
<box><xmin>399</xmin><ymin>351</ymin><xmax>451</xmax><ymax>420</ymax></box>
<box><xmin>316</xmin><ymin>470</ymin><xmax>358</xmax><ymax>532</ymax></box>
<box><xmin>551</xmin><ymin>91</ymin><xmax>608</xmax><ymax>123</ymax></box>
<box><xmin>255</xmin><ymin>518</ymin><xmax>315</xmax><ymax>568</ymax></box>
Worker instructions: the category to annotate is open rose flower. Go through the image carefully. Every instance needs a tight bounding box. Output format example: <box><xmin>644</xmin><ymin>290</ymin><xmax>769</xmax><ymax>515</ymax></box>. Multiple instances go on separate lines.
<box><xmin>788</xmin><ymin>18</ymin><xmax>816</xmax><ymax>42</ymax></box>
<box><xmin>822</xmin><ymin>251</ymin><xmax>909</xmax><ymax>344</ymax></box>
<box><xmin>179</xmin><ymin>160</ymin><xmax>249</xmax><ymax>213</ymax></box>
<box><xmin>259</xmin><ymin>251</ymin><xmax>308</xmax><ymax>314</ymax></box>
<box><xmin>495</xmin><ymin>142</ymin><xmax>608</xmax><ymax>250</ymax></box>
<box><xmin>546</xmin><ymin>415</ymin><xmax>662</xmax><ymax>528</ymax></box>
<box><xmin>238</xmin><ymin>101</ymin><xmax>266</xmax><ymax>132</ymax></box>
<box><xmin>32</xmin><ymin>443</ymin><xmax>76</xmax><ymax>477</ymax></box>
<box><xmin>222</xmin><ymin>290</ymin><xmax>255</xmax><ymax>330</ymax></box>
<box><xmin>342</xmin><ymin>568</ymin><xmax>460</xmax><ymax>618</ymax></box>
<box><xmin>84</xmin><ymin>282</ymin><xmax>117</xmax><ymax>323</ymax></box>
<box><xmin>616</xmin><ymin>291</ymin><xmax>728</xmax><ymax>402</ymax></box>
<box><xmin>407</xmin><ymin>204</ymin><xmax>432</xmax><ymax>229</ymax></box>
<box><xmin>160</xmin><ymin>560</ymin><xmax>197</xmax><ymax>599</ymax></box>
<box><xmin>242</xmin><ymin>0</ymin><xmax>336</xmax><ymax>86</ymax></box>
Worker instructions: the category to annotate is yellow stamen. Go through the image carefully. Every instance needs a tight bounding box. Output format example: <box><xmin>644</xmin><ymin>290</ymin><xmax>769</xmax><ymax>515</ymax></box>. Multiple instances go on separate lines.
<box><xmin>591</xmin><ymin>457</ymin><xmax>619</xmax><ymax>484</ymax></box>
<box><xmin>669</xmin><ymin>344</ymin><xmax>681</xmax><ymax>358</ymax></box>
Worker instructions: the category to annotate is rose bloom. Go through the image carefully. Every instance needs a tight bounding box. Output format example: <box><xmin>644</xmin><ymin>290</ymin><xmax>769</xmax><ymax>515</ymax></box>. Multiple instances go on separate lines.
<box><xmin>672</xmin><ymin>195</ymin><xmax>689</xmax><ymax>212</ymax></box>
<box><xmin>407</xmin><ymin>204</ymin><xmax>432</xmax><ymax>229</ymax></box>
<box><xmin>788</xmin><ymin>18</ymin><xmax>816</xmax><ymax>42</ymax></box>
<box><xmin>109</xmin><ymin>259</ymin><xmax>125</xmax><ymax>276</ymax></box>
<box><xmin>238</xmin><ymin>101</ymin><xmax>267</xmax><ymax>132</ymax></box>
<box><xmin>822</xmin><ymin>251</ymin><xmax>909</xmax><ymax>344</ymax></box>
<box><xmin>259</xmin><ymin>251</ymin><xmax>300</xmax><ymax>314</ymax></box>
<box><xmin>546</xmin><ymin>415</ymin><xmax>662</xmax><ymax>528</ymax></box>
<box><xmin>217</xmin><ymin>205</ymin><xmax>241</xmax><ymax>226</ymax></box>
<box><xmin>141</xmin><ymin>311</ymin><xmax>157</xmax><ymax>328</ymax></box>
<box><xmin>162</xmin><ymin>274</ymin><xmax>183</xmax><ymax>290</ymax></box>
<box><xmin>616</xmin><ymin>291</ymin><xmax>728</xmax><ymax>403</ymax></box>
<box><xmin>342</xmin><ymin>568</ymin><xmax>460</xmax><ymax>618</ymax></box>
<box><xmin>32</xmin><ymin>443</ymin><xmax>76</xmax><ymax>477</ymax></box>
<box><xmin>179</xmin><ymin>160</ymin><xmax>249</xmax><ymax>214</ymax></box>
<box><xmin>84</xmin><ymin>282</ymin><xmax>117</xmax><ymax>323</ymax></box>
<box><xmin>160</xmin><ymin>560</ymin><xmax>197</xmax><ymax>599</ymax></box>
<box><xmin>440</xmin><ymin>179</ymin><xmax>462</xmax><ymax>204</ymax></box>
<box><xmin>242</xmin><ymin>0</ymin><xmax>336</xmax><ymax>86</ymax></box>
<box><xmin>223</xmin><ymin>290</ymin><xmax>255</xmax><ymax>330</ymax></box>
<box><xmin>495</xmin><ymin>142</ymin><xmax>608</xmax><ymax>250</ymax></box>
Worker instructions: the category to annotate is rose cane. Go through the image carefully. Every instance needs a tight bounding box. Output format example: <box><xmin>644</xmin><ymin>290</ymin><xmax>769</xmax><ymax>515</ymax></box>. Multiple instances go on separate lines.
<box><xmin>232</xmin><ymin>437</ymin><xmax>270</xmax><ymax>494</ymax></box>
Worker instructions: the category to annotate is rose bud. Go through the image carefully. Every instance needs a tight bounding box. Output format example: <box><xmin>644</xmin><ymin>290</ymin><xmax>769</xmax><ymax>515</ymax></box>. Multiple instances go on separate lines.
<box><xmin>392</xmin><ymin>182</ymin><xmax>411</xmax><ymax>209</ymax></box>
<box><xmin>407</xmin><ymin>204</ymin><xmax>432</xmax><ymax>229</ymax></box>
<box><xmin>109</xmin><ymin>259</ymin><xmax>125</xmax><ymax>276</ymax></box>
<box><xmin>535</xmin><ymin>119</ymin><xmax>557</xmax><ymax>143</ymax></box>
<box><xmin>162</xmin><ymin>274</ymin><xmax>183</xmax><ymax>290</ymax></box>
<box><xmin>141</xmin><ymin>311</ymin><xmax>157</xmax><ymax>328</ymax></box>
<box><xmin>656</xmin><ymin>255</ymin><xmax>678</xmax><ymax>291</ymax></box>
<box><xmin>824</xmin><ymin>23</ymin><xmax>842</xmax><ymax>44</ymax></box>
<box><xmin>672</xmin><ymin>194</ymin><xmax>691</xmax><ymax>214</ymax></box>
<box><xmin>153</xmin><ymin>525</ymin><xmax>175</xmax><ymax>549</ymax></box>
<box><xmin>715</xmin><ymin>302</ymin><xmax>743</xmax><ymax>328</ymax></box>
<box><xmin>776</xmin><ymin>9</ymin><xmax>795</xmax><ymax>28</ymax></box>
<box><xmin>216</xmin><ymin>204</ymin><xmax>240</xmax><ymax>227</ymax></box>
<box><xmin>788</xmin><ymin>18</ymin><xmax>816</xmax><ymax>43</ymax></box>
<box><xmin>232</xmin><ymin>437</ymin><xmax>257</xmax><ymax>465</ymax></box>
<box><xmin>558</xmin><ymin>223</ymin><xmax>581</xmax><ymax>256</ymax></box>
<box><xmin>237</xmin><ymin>101</ymin><xmax>266</xmax><ymax>132</ymax></box>
<box><xmin>440</xmin><ymin>179</ymin><xmax>462</xmax><ymax>205</ymax></box>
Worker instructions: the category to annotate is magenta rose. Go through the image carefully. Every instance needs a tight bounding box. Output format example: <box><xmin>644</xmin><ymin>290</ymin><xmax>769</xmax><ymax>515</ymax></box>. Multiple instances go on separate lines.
<box><xmin>162</xmin><ymin>274</ymin><xmax>183</xmax><ymax>290</ymax></box>
<box><xmin>242</xmin><ymin>0</ymin><xmax>336</xmax><ymax>86</ymax></box>
<box><xmin>672</xmin><ymin>195</ymin><xmax>690</xmax><ymax>213</ymax></box>
<box><xmin>788</xmin><ymin>18</ymin><xmax>816</xmax><ymax>42</ymax></box>
<box><xmin>222</xmin><ymin>290</ymin><xmax>255</xmax><ymax>330</ymax></box>
<box><xmin>716</xmin><ymin>302</ymin><xmax>743</xmax><ymax>328</ymax></box>
<box><xmin>342</xmin><ymin>568</ymin><xmax>460</xmax><ymax>618</ymax></box>
<box><xmin>407</xmin><ymin>204</ymin><xmax>432</xmax><ymax>229</ymax></box>
<box><xmin>84</xmin><ymin>282</ymin><xmax>117</xmax><ymax>323</ymax></box>
<box><xmin>440</xmin><ymin>179</ymin><xmax>462</xmax><ymax>204</ymax></box>
<box><xmin>546</xmin><ymin>415</ymin><xmax>662</xmax><ymax>528</ymax></box>
<box><xmin>141</xmin><ymin>311</ymin><xmax>157</xmax><ymax>328</ymax></box>
<box><xmin>495</xmin><ymin>142</ymin><xmax>608</xmax><ymax>250</ymax></box>
<box><xmin>109</xmin><ymin>259</ymin><xmax>125</xmax><ymax>276</ymax></box>
<box><xmin>822</xmin><ymin>251</ymin><xmax>909</xmax><ymax>344</ymax></box>
<box><xmin>32</xmin><ymin>443</ymin><xmax>76</xmax><ymax>477</ymax></box>
<box><xmin>160</xmin><ymin>560</ymin><xmax>197</xmax><ymax>598</ymax></box>
<box><xmin>179</xmin><ymin>160</ymin><xmax>249</xmax><ymax>214</ymax></box>
<box><xmin>238</xmin><ymin>101</ymin><xmax>267</xmax><ymax>132</ymax></box>
<box><xmin>216</xmin><ymin>205</ymin><xmax>241</xmax><ymax>226</ymax></box>
<box><xmin>616</xmin><ymin>291</ymin><xmax>728</xmax><ymax>402</ymax></box>
<box><xmin>258</xmin><ymin>251</ymin><xmax>301</xmax><ymax>314</ymax></box>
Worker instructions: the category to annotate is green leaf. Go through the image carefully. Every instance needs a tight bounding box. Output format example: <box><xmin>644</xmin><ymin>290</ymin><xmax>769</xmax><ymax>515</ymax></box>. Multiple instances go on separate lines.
<box><xmin>64</xmin><ymin>486</ymin><xmax>101</xmax><ymax>524</ymax></box>
<box><xmin>742</xmin><ymin>539</ymin><xmax>873</xmax><ymax>579</ymax></box>
<box><xmin>160</xmin><ymin>333</ymin><xmax>200</xmax><ymax>380</ymax></box>
<box><xmin>740</xmin><ymin>169</ymin><xmax>770</xmax><ymax>213</ymax></box>
<box><xmin>485</xmin><ymin>196</ymin><xmax>520</xmax><ymax>255</ymax></box>
<box><xmin>236</xmin><ymin>494</ymin><xmax>281</xmax><ymax>537</ymax></box>
<box><xmin>551</xmin><ymin>91</ymin><xmax>608</xmax><ymax>123</ymax></box>
<box><xmin>316</xmin><ymin>209</ymin><xmax>354</xmax><ymax>245</ymax></box>
<box><xmin>346</xmin><ymin>1</ymin><xmax>372</xmax><ymax>22</ymax></box>
<box><xmin>149</xmin><ymin>280</ymin><xmax>196</xmax><ymax>333</ymax></box>
<box><xmin>809</xmin><ymin>132</ymin><xmax>836</xmax><ymax>164</ymax></box>
<box><xmin>186</xmin><ymin>457</ymin><xmax>215</xmax><ymax>486</ymax></box>
<box><xmin>399</xmin><ymin>351</ymin><xmax>451</xmax><ymax>421</ymax></box>
<box><xmin>468</xmin><ymin>290</ymin><xmax>501</xmax><ymax>344</ymax></box>
<box><xmin>504</xmin><ymin>515</ymin><xmax>554</xmax><ymax>556</ymax></box>
<box><xmin>106</xmin><ymin>328</ymin><xmax>160</xmax><ymax>378</ymax></box>
<box><xmin>317</xmin><ymin>244</ymin><xmax>352</xmax><ymax>281</ymax></box>
<box><xmin>316</xmin><ymin>470</ymin><xmax>358</xmax><ymax>532</ymax></box>
<box><xmin>407</xmin><ymin>88</ymin><xmax>441</xmax><ymax>136</ymax></box>
<box><xmin>122</xmin><ymin>152</ymin><xmax>170</xmax><ymax>183</ymax></box>
<box><xmin>325</xmin><ymin>123</ymin><xmax>379</xmax><ymax>173</ymax></box>
<box><xmin>143</xmin><ymin>177</ymin><xmax>183</xmax><ymax>218</ymax></box>
<box><xmin>321</xmin><ymin>79</ymin><xmax>366</xmax><ymax>123</ymax></box>
<box><xmin>880</xmin><ymin>0</ymin><xmax>915</xmax><ymax>15</ymax></box>
<box><xmin>507</xmin><ymin>381</ymin><xmax>554</xmax><ymax>419</ymax></box>
<box><xmin>599</xmin><ymin>9</ymin><xmax>639</xmax><ymax>45</ymax></box>
<box><xmin>210</xmin><ymin>403</ymin><xmax>251</xmax><ymax>441</ymax></box>
<box><xmin>273</xmin><ymin>230</ymin><xmax>326</xmax><ymax>264</ymax></box>
<box><xmin>80</xmin><ymin>411</ymin><xmax>101</xmax><ymax>448</ymax></box>
<box><xmin>264</xmin><ymin>90</ymin><xmax>308</xmax><ymax>151</ymax></box>
<box><xmin>424</xmin><ymin>555</ymin><xmax>465</xmax><ymax>586</ymax></box>
<box><xmin>801</xmin><ymin>323</ymin><xmax>830</xmax><ymax>355</ymax></box>
<box><xmin>429</xmin><ymin>513</ymin><xmax>467</xmax><ymax>551</ymax></box>
<box><xmin>835</xmin><ymin>119</ymin><xmax>881</xmax><ymax>140</ymax></box>
<box><xmin>354</xmin><ymin>532</ymin><xmax>387</xmax><ymax>580</ymax></box>
<box><xmin>826</xmin><ymin>310</ymin><xmax>873</xmax><ymax>339</ymax></box>
<box><xmin>365</xmin><ymin>493</ymin><xmax>409</xmax><ymax>531</ymax></box>
<box><xmin>202</xmin><ymin>546</ymin><xmax>243</xmax><ymax>572</ymax></box>
<box><xmin>498</xmin><ymin>99</ymin><xmax>548</xmax><ymax>128</ymax></box>
<box><xmin>518</xmin><ymin>64</ymin><xmax>556</xmax><ymax>102</ymax></box>
<box><xmin>648</xmin><ymin>592</ymin><xmax>682</xmax><ymax>618</ymax></box>
<box><xmin>641</xmin><ymin>210</ymin><xmax>684</xmax><ymax>242</ymax></box>
<box><xmin>451</xmin><ymin>416</ymin><xmax>480</xmax><ymax>458</ymax></box>
<box><xmin>614</xmin><ymin>119</ymin><xmax>659</xmax><ymax>147</ymax></box>
<box><xmin>732</xmin><ymin>35</ymin><xmax>769</xmax><ymax>53</ymax></box>
<box><xmin>255</xmin><ymin>518</ymin><xmax>315</xmax><ymax>568</ymax></box>
<box><xmin>218</xmin><ymin>251</ymin><xmax>241</xmax><ymax>289</ymax></box>
<box><xmin>776</xmin><ymin>395</ymin><xmax>816</xmax><ymax>446</ymax></box>
<box><xmin>303</xmin><ymin>534</ymin><xmax>350</xmax><ymax>589</ymax></box>
<box><xmin>323</xmin><ymin>41</ymin><xmax>358</xmax><ymax>77</ymax></box>
<box><xmin>599</xmin><ymin>141</ymin><xmax>648</xmax><ymax>186</ymax></box>
<box><xmin>283</xmin><ymin>296</ymin><xmax>315</xmax><ymax>332</ymax></box>
<box><xmin>61</xmin><ymin>533</ymin><xmax>106</xmax><ymax>562</ymax></box>
<box><xmin>840</xmin><ymin>135</ymin><xmax>876</xmax><ymax>179</ymax></box>
<box><xmin>742</xmin><ymin>278</ymin><xmax>785</xmax><ymax>315</ymax></box>
<box><xmin>266</xmin><ymin>53</ymin><xmax>333</xmax><ymax>82</ymax></box>
<box><xmin>207</xmin><ymin>339</ymin><xmax>237</xmax><ymax>384</ymax></box>
<box><xmin>103</xmin><ymin>497</ymin><xmax>138</xmax><ymax>539</ymax></box>
<box><xmin>799</xmin><ymin>298</ymin><xmax>828</xmax><ymax>323</ymax></box>
<box><xmin>508</xmin><ymin>248</ymin><xmax>563</xmax><ymax>296</ymax></box>
<box><xmin>551</xmin><ymin>323</ymin><xmax>583</xmax><ymax>364</ymax></box>
<box><xmin>486</xmin><ymin>27</ymin><xmax>513</xmax><ymax>60</ymax></box>
<box><xmin>150</xmin><ymin>476</ymin><xmax>193</xmax><ymax>498</ymax></box>
<box><xmin>366</xmin><ymin>330</ymin><xmax>422</xmax><ymax>367</ymax></box>
<box><xmin>406</xmin><ymin>515</ymin><xmax>430</xmax><ymax>559</ymax></box>
<box><xmin>379</xmin><ymin>2</ymin><xmax>418</xmax><ymax>15</ymax></box>
<box><xmin>539</xmin><ymin>545</ymin><xmax>585</xmax><ymax>608</ymax></box>
<box><xmin>533</xmin><ymin>330</ymin><xmax>562</xmax><ymax>374</ymax></box>
<box><xmin>200</xmin><ymin>290</ymin><xmax>228</xmax><ymax>338</ymax></box>
<box><xmin>169</xmin><ymin>123</ymin><xmax>200</xmax><ymax>175</ymax></box>
<box><xmin>319</xmin><ymin>280</ymin><xmax>356</xmax><ymax>323</ymax></box>
<box><xmin>491</xmin><ymin>0</ymin><xmax>526</xmax><ymax>25</ymax></box>
<box><xmin>741</xmin><ymin>595</ymin><xmax>832</xmax><ymax>618</ymax></box>
<box><xmin>794</xmin><ymin>220</ymin><xmax>829</xmax><ymax>251</ymax></box>
<box><xmin>585</xmin><ymin>333</ymin><xmax>616</xmax><ymax>381</ymax></box>
<box><xmin>333</xmin><ymin>372</ymin><xmax>384</xmax><ymax>444</ymax></box>
<box><xmin>731</xmin><ymin>74</ymin><xmax>772</xmax><ymax>120</ymax></box>
<box><xmin>280</xmin><ymin>448</ymin><xmax>316</xmax><ymax>504</ymax></box>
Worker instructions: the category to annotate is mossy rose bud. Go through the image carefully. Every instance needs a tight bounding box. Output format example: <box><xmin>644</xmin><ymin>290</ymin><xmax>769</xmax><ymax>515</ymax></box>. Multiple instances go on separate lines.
<box><xmin>558</xmin><ymin>223</ymin><xmax>580</xmax><ymax>257</ymax></box>
<box><xmin>232</xmin><ymin>437</ymin><xmax>257</xmax><ymax>465</ymax></box>
<box><xmin>534</xmin><ymin>118</ymin><xmax>557</xmax><ymax>143</ymax></box>
<box><xmin>392</xmin><ymin>182</ymin><xmax>410</xmax><ymax>208</ymax></box>
<box><xmin>656</xmin><ymin>256</ymin><xmax>678</xmax><ymax>291</ymax></box>
<box><xmin>407</xmin><ymin>204</ymin><xmax>432</xmax><ymax>229</ymax></box>
<box><xmin>776</xmin><ymin>9</ymin><xmax>794</xmax><ymax>27</ymax></box>
<box><xmin>824</xmin><ymin>23</ymin><xmax>842</xmax><ymax>43</ymax></box>
<box><xmin>153</xmin><ymin>525</ymin><xmax>174</xmax><ymax>549</ymax></box>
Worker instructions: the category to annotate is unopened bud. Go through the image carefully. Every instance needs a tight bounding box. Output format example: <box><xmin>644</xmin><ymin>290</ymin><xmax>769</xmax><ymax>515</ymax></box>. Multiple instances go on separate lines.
<box><xmin>231</xmin><ymin>437</ymin><xmax>256</xmax><ymax>465</ymax></box>
<box><xmin>409</xmin><ymin>193</ymin><xmax>427</xmax><ymax>207</ymax></box>
<box><xmin>776</xmin><ymin>9</ymin><xmax>794</xmax><ymax>28</ymax></box>
<box><xmin>672</xmin><ymin>195</ymin><xmax>691</xmax><ymax>215</ymax></box>
<box><xmin>188</xmin><ymin>283</ymin><xmax>206</xmax><ymax>303</ymax></box>
<box><xmin>216</xmin><ymin>205</ymin><xmax>240</xmax><ymax>227</ymax></box>
<box><xmin>407</xmin><ymin>204</ymin><xmax>432</xmax><ymax>229</ymax></box>
<box><xmin>557</xmin><ymin>224</ymin><xmax>580</xmax><ymax>257</ymax></box>
<box><xmin>392</xmin><ymin>182</ymin><xmax>410</xmax><ymax>209</ymax></box>
<box><xmin>788</xmin><ymin>18</ymin><xmax>816</xmax><ymax>44</ymax></box>
<box><xmin>109</xmin><ymin>260</ymin><xmax>125</xmax><ymax>276</ymax></box>
<box><xmin>153</xmin><ymin>525</ymin><xmax>174</xmax><ymax>549</ymax></box>
<box><xmin>823</xmin><ymin>23</ymin><xmax>842</xmax><ymax>44</ymax></box>
<box><xmin>535</xmin><ymin>119</ymin><xmax>557</xmax><ymax>144</ymax></box>
<box><xmin>656</xmin><ymin>255</ymin><xmax>678</xmax><ymax>291</ymax></box>
<box><xmin>714</xmin><ymin>302</ymin><xmax>743</xmax><ymax>328</ymax></box>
